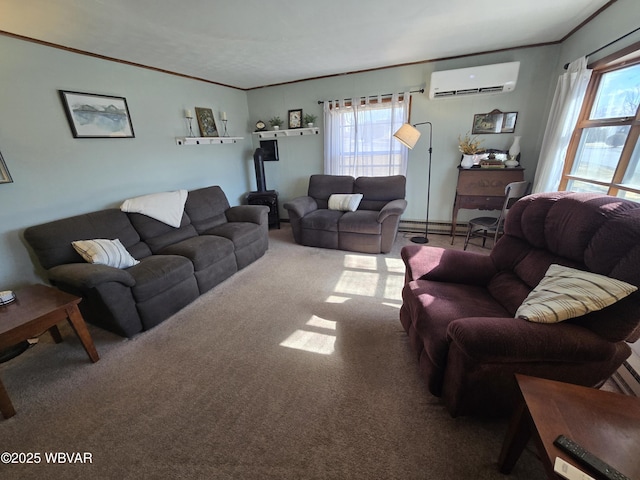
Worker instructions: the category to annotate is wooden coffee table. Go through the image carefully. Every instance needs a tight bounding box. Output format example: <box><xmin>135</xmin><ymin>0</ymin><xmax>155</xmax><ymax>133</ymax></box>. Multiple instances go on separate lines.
<box><xmin>498</xmin><ymin>374</ymin><xmax>640</xmax><ymax>479</ymax></box>
<box><xmin>0</xmin><ymin>284</ymin><xmax>99</xmax><ymax>419</ymax></box>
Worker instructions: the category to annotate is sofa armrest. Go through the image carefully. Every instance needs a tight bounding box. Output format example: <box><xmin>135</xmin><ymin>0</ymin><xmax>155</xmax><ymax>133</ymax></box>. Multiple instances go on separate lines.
<box><xmin>401</xmin><ymin>245</ymin><xmax>496</xmax><ymax>285</ymax></box>
<box><xmin>226</xmin><ymin>205</ymin><xmax>269</xmax><ymax>225</ymax></box>
<box><xmin>377</xmin><ymin>199</ymin><xmax>407</xmax><ymax>223</ymax></box>
<box><xmin>447</xmin><ymin>317</ymin><xmax>622</xmax><ymax>363</ymax></box>
<box><xmin>283</xmin><ymin>196</ymin><xmax>318</xmax><ymax>219</ymax></box>
<box><xmin>48</xmin><ymin>263</ymin><xmax>136</xmax><ymax>289</ymax></box>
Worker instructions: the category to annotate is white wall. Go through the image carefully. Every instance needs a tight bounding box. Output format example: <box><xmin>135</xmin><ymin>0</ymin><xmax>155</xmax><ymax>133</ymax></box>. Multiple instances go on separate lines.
<box><xmin>247</xmin><ymin>46</ymin><xmax>560</xmax><ymax>225</ymax></box>
<box><xmin>0</xmin><ymin>35</ymin><xmax>253</xmax><ymax>288</ymax></box>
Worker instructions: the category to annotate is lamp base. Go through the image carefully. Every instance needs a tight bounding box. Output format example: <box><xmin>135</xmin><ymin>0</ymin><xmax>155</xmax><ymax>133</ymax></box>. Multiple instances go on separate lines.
<box><xmin>410</xmin><ymin>236</ymin><xmax>429</xmax><ymax>244</ymax></box>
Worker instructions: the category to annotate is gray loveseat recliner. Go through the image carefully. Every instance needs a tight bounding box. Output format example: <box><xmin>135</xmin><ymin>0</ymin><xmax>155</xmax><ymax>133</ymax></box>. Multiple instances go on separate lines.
<box><xmin>283</xmin><ymin>174</ymin><xmax>407</xmax><ymax>254</ymax></box>
<box><xmin>24</xmin><ymin>186</ymin><xmax>269</xmax><ymax>338</ymax></box>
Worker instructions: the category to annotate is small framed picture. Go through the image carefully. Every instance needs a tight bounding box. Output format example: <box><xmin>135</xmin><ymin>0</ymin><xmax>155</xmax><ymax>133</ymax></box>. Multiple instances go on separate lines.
<box><xmin>472</xmin><ymin>110</ymin><xmax>518</xmax><ymax>134</ymax></box>
<box><xmin>59</xmin><ymin>90</ymin><xmax>135</xmax><ymax>138</ymax></box>
<box><xmin>288</xmin><ymin>109</ymin><xmax>303</xmax><ymax>129</ymax></box>
<box><xmin>195</xmin><ymin>107</ymin><xmax>219</xmax><ymax>137</ymax></box>
<box><xmin>0</xmin><ymin>150</ymin><xmax>13</xmax><ymax>184</ymax></box>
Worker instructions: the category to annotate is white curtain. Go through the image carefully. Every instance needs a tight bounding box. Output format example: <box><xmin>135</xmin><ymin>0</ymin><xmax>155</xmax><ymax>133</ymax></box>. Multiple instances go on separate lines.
<box><xmin>323</xmin><ymin>93</ymin><xmax>409</xmax><ymax>177</ymax></box>
<box><xmin>532</xmin><ymin>57</ymin><xmax>592</xmax><ymax>193</ymax></box>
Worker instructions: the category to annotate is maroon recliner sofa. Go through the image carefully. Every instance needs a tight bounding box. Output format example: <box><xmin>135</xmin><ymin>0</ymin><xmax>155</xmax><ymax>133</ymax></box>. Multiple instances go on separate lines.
<box><xmin>400</xmin><ymin>192</ymin><xmax>640</xmax><ymax>417</ymax></box>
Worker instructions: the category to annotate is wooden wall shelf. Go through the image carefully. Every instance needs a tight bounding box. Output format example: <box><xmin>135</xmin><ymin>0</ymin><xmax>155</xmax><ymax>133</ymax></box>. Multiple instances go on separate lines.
<box><xmin>175</xmin><ymin>137</ymin><xmax>243</xmax><ymax>145</ymax></box>
<box><xmin>252</xmin><ymin>127</ymin><xmax>319</xmax><ymax>139</ymax></box>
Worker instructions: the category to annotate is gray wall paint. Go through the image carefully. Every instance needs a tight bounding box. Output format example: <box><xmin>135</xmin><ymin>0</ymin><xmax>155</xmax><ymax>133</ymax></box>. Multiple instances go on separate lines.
<box><xmin>0</xmin><ymin>35</ymin><xmax>253</xmax><ymax>288</ymax></box>
<box><xmin>1</xmin><ymin>0</ymin><xmax>637</xmax><ymax>289</ymax></box>
<box><xmin>247</xmin><ymin>46</ymin><xmax>560</xmax><ymax>224</ymax></box>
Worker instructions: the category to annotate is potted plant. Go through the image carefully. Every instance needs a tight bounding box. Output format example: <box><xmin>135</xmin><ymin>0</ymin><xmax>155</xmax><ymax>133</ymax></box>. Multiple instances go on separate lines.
<box><xmin>458</xmin><ymin>132</ymin><xmax>484</xmax><ymax>169</ymax></box>
<box><xmin>269</xmin><ymin>116</ymin><xmax>284</xmax><ymax>130</ymax></box>
<box><xmin>303</xmin><ymin>113</ymin><xmax>317</xmax><ymax>128</ymax></box>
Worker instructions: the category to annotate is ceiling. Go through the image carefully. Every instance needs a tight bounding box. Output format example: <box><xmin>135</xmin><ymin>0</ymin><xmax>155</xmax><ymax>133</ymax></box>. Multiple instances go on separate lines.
<box><xmin>0</xmin><ymin>0</ymin><xmax>611</xmax><ymax>90</ymax></box>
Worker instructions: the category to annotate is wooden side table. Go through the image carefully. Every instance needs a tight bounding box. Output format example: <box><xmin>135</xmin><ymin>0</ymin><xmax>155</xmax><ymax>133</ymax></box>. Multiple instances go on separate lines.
<box><xmin>451</xmin><ymin>166</ymin><xmax>524</xmax><ymax>243</ymax></box>
<box><xmin>498</xmin><ymin>374</ymin><xmax>640</xmax><ymax>479</ymax></box>
<box><xmin>0</xmin><ymin>284</ymin><xmax>99</xmax><ymax>419</ymax></box>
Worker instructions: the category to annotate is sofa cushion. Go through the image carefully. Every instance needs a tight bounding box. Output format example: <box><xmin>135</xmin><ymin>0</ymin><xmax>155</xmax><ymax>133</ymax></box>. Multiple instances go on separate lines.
<box><xmin>301</xmin><ymin>209</ymin><xmax>343</xmax><ymax>232</ymax></box>
<box><xmin>128</xmin><ymin>212</ymin><xmax>198</xmax><ymax>253</ymax></box>
<box><xmin>128</xmin><ymin>255</ymin><xmax>194</xmax><ymax>303</ymax></box>
<box><xmin>354</xmin><ymin>175</ymin><xmax>406</xmax><ymax>210</ymax></box>
<box><xmin>72</xmin><ymin>238</ymin><xmax>140</xmax><ymax>269</ymax></box>
<box><xmin>515</xmin><ymin>264</ymin><xmax>637</xmax><ymax>323</ymax></box>
<box><xmin>158</xmin><ymin>235</ymin><xmax>234</xmax><ymax>270</ymax></box>
<box><xmin>204</xmin><ymin>222</ymin><xmax>264</xmax><ymax>249</ymax></box>
<box><xmin>24</xmin><ymin>209</ymin><xmax>150</xmax><ymax>269</ymax></box>
<box><xmin>339</xmin><ymin>210</ymin><xmax>382</xmax><ymax>235</ymax></box>
<box><xmin>404</xmin><ymin>279</ymin><xmax>511</xmax><ymax>373</ymax></box>
<box><xmin>184</xmin><ymin>186</ymin><xmax>231</xmax><ymax>233</ymax></box>
<box><xmin>308</xmin><ymin>174</ymin><xmax>354</xmax><ymax>209</ymax></box>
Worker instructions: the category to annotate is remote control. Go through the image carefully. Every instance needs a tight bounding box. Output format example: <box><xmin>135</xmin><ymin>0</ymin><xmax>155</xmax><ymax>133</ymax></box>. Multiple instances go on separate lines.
<box><xmin>554</xmin><ymin>435</ymin><xmax>630</xmax><ymax>480</ymax></box>
<box><xmin>554</xmin><ymin>457</ymin><xmax>595</xmax><ymax>480</ymax></box>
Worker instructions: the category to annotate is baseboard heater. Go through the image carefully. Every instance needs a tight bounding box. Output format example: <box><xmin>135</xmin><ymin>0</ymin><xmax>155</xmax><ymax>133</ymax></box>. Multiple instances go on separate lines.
<box><xmin>398</xmin><ymin>220</ymin><xmax>468</xmax><ymax>237</ymax></box>
<box><xmin>612</xmin><ymin>356</ymin><xmax>640</xmax><ymax>396</ymax></box>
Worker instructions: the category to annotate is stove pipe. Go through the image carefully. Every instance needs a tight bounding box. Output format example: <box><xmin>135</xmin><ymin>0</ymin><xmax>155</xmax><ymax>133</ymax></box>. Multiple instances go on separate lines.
<box><xmin>253</xmin><ymin>148</ymin><xmax>267</xmax><ymax>192</ymax></box>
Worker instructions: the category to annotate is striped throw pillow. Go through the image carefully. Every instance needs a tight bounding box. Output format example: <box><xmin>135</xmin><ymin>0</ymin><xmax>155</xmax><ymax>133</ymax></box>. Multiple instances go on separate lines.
<box><xmin>516</xmin><ymin>264</ymin><xmax>637</xmax><ymax>323</ymax></box>
<box><xmin>72</xmin><ymin>238</ymin><xmax>139</xmax><ymax>269</ymax></box>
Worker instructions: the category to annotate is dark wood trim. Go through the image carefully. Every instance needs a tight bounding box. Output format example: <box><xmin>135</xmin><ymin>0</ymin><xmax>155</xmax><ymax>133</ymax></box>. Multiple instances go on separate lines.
<box><xmin>0</xmin><ymin>30</ymin><xmax>244</xmax><ymax>91</ymax></box>
<box><xmin>248</xmin><ymin>42</ymin><xmax>559</xmax><ymax>91</ymax></box>
<box><xmin>559</xmin><ymin>0</ymin><xmax>618</xmax><ymax>42</ymax></box>
<box><xmin>1</xmin><ymin>0</ymin><xmax>619</xmax><ymax>92</ymax></box>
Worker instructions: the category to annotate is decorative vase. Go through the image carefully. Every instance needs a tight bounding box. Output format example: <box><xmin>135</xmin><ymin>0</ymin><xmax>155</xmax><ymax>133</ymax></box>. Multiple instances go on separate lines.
<box><xmin>307</xmin><ymin>123</ymin><xmax>314</xmax><ymax>128</ymax></box>
<box><xmin>461</xmin><ymin>154</ymin><xmax>475</xmax><ymax>169</ymax></box>
<box><xmin>509</xmin><ymin>136</ymin><xmax>521</xmax><ymax>158</ymax></box>
<box><xmin>273</xmin><ymin>125</ymin><xmax>280</xmax><ymax>131</ymax></box>
<box><xmin>504</xmin><ymin>158</ymin><xmax>519</xmax><ymax>168</ymax></box>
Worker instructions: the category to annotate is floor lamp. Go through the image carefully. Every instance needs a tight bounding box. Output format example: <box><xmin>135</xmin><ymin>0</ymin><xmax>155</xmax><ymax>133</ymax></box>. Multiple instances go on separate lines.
<box><xmin>393</xmin><ymin>121</ymin><xmax>433</xmax><ymax>244</ymax></box>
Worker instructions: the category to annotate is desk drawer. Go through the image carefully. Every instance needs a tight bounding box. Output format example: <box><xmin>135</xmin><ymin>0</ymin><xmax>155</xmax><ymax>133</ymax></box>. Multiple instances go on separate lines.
<box><xmin>457</xmin><ymin>169</ymin><xmax>524</xmax><ymax>196</ymax></box>
<box><xmin>458</xmin><ymin>195</ymin><xmax>504</xmax><ymax>210</ymax></box>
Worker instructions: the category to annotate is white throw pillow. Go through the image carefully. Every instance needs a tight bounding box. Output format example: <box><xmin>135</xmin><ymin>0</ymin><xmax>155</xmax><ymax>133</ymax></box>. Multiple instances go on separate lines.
<box><xmin>515</xmin><ymin>264</ymin><xmax>637</xmax><ymax>323</ymax></box>
<box><xmin>328</xmin><ymin>193</ymin><xmax>363</xmax><ymax>212</ymax></box>
<box><xmin>72</xmin><ymin>239</ymin><xmax>139</xmax><ymax>269</ymax></box>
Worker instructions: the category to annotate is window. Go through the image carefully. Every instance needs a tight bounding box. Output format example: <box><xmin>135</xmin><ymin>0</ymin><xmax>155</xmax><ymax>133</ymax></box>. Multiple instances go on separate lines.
<box><xmin>559</xmin><ymin>55</ymin><xmax>640</xmax><ymax>200</ymax></box>
<box><xmin>323</xmin><ymin>93</ymin><xmax>409</xmax><ymax>177</ymax></box>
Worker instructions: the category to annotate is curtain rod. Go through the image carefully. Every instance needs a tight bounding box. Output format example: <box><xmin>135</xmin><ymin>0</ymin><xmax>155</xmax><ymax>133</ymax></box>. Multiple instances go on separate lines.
<box><xmin>317</xmin><ymin>89</ymin><xmax>424</xmax><ymax>104</ymax></box>
<box><xmin>564</xmin><ymin>25</ymin><xmax>640</xmax><ymax>69</ymax></box>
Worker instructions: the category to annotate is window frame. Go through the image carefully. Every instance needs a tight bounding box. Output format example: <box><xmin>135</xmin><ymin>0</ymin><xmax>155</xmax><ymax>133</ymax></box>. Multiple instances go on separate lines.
<box><xmin>559</xmin><ymin>47</ymin><xmax>640</xmax><ymax>197</ymax></box>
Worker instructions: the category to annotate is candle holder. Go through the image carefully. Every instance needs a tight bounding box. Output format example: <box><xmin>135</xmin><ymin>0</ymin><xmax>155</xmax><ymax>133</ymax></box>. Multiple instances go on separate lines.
<box><xmin>185</xmin><ymin>110</ymin><xmax>195</xmax><ymax>137</ymax></box>
<box><xmin>221</xmin><ymin>119</ymin><xmax>229</xmax><ymax>137</ymax></box>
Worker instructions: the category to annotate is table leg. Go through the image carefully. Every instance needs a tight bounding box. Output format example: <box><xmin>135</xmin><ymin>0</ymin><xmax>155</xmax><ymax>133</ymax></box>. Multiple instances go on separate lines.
<box><xmin>498</xmin><ymin>399</ymin><xmax>532</xmax><ymax>474</ymax></box>
<box><xmin>0</xmin><ymin>377</ymin><xmax>16</xmax><ymax>419</ymax></box>
<box><xmin>49</xmin><ymin>325</ymin><xmax>63</xmax><ymax>343</ymax></box>
<box><xmin>65</xmin><ymin>305</ymin><xmax>99</xmax><ymax>363</ymax></box>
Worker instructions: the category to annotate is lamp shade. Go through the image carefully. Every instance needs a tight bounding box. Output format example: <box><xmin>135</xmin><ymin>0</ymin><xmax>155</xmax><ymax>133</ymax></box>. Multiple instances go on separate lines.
<box><xmin>393</xmin><ymin>123</ymin><xmax>421</xmax><ymax>149</ymax></box>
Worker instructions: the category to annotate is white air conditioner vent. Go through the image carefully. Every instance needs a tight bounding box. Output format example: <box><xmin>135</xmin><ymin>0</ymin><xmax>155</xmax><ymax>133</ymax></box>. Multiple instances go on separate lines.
<box><xmin>429</xmin><ymin>62</ymin><xmax>520</xmax><ymax>99</ymax></box>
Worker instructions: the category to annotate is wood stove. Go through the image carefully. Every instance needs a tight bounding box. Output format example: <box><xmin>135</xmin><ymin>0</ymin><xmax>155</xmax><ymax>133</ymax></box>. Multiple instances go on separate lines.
<box><xmin>247</xmin><ymin>148</ymin><xmax>280</xmax><ymax>229</ymax></box>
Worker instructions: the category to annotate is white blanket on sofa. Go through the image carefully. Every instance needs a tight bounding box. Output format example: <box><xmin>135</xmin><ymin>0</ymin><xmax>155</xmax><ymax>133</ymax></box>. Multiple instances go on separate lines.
<box><xmin>120</xmin><ymin>189</ymin><xmax>188</xmax><ymax>228</ymax></box>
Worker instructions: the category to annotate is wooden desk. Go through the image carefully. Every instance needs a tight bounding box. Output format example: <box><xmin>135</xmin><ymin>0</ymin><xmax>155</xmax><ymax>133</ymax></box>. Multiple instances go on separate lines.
<box><xmin>0</xmin><ymin>284</ymin><xmax>99</xmax><ymax>419</ymax></box>
<box><xmin>451</xmin><ymin>166</ymin><xmax>524</xmax><ymax>242</ymax></box>
<box><xmin>498</xmin><ymin>374</ymin><xmax>640</xmax><ymax>480</ymax></box>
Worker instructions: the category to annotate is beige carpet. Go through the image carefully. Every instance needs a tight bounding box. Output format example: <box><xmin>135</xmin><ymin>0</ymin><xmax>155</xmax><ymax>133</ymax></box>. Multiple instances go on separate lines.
<box><xmin>0</xmin><ymin>226</ymin><xmax>545</xmax><ymax>479</ymax></box>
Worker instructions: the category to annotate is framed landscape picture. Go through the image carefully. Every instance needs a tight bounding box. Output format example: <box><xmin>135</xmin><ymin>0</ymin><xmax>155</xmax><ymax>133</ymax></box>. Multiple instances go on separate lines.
<box><xmin>59</xmin><ymin>90</ymin><xmax>135</xmax><ymax>138</ymax></box>
<box><xmin>0</xmin><ymin>150</ymin><xmax>13</xmax><ymax>184</ymax></box>
<box><xmin>195</xmin><ymin>107</ymin><xmax>219</xmax><ymax>137</ymax></box>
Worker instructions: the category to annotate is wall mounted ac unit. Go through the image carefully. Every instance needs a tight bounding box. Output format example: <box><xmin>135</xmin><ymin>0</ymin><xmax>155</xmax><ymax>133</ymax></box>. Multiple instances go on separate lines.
<box><xmin>429</xmin><ymin>62</ymin><xmax>520</xmax><ymax>99</ymax></box>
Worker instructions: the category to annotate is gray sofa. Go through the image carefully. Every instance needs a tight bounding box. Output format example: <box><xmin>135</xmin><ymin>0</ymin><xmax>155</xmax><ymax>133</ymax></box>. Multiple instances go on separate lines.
<box><xmin>283</xmin><ymin>175</ymin><xmax>407</xmax><ymax>253</ymax></box>
<box><xmin>24</xmin><ymin>186</ymin><xmax>269</xmax><ymax>338</ymax></box>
